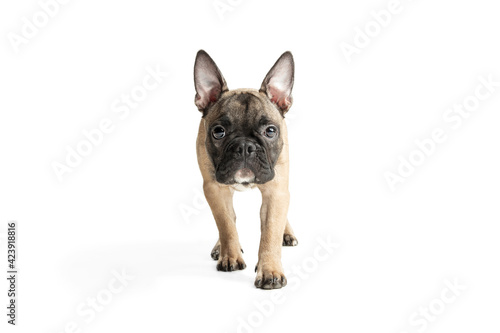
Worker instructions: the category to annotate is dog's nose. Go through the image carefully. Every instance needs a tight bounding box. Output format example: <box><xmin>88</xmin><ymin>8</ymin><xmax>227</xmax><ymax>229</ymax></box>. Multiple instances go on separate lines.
<box><xmin>236</xmin><ymin>141</ymin><xmax>256</xmax><ymax>157</ymax></box>
<box><xmin>246</xmin><ymin>142</ymin><xmax>256</xmax><ymax>155</ymax></box>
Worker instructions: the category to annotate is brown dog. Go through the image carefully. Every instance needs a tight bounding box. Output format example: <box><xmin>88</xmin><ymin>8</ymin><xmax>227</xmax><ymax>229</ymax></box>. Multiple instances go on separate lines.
<box><xmin>194</xmin><ymin>50</ymin><xmax>297</xmax><ymax>289</ymax></box>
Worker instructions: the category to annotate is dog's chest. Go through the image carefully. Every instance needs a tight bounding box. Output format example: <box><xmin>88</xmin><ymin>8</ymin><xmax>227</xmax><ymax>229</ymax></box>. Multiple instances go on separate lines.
<box><xmin>231</xmin><ymin>183</ymin><xmax>256</xmax><ymax>192</ymax></box>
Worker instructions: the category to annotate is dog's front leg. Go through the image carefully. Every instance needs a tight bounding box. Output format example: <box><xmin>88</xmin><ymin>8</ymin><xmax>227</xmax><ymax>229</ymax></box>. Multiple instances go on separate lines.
<box><xmin>255</xmin><ymin>186</ymin><xmax>289</xmax><ymax>289</ymax></box>
<box><xmin>203</xmin><ymin>181</ymin><xmax>246</xmax><ymax>272</ymax></box>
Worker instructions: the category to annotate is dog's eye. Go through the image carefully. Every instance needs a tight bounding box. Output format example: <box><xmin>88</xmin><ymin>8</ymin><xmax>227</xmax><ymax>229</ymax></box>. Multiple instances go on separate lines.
<box><xmin>264</xmin><ymin>126</ymin><xmax>277</xmax><ymax>138</ymax></box>
<box><xmin>212</xmin><ymin>126</ymin><xmax>226</xmax><ymax>139</ymax></box>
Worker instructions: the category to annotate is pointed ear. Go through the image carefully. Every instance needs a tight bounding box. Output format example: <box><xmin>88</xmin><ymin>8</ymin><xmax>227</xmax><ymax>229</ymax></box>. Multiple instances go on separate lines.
<box><xmin>194</xmin><ymin>50</ymin><xmax>228</xmax><ymax>113</ymax></box>
<box><xmin>259</xmin><ymin>51</ymin><xmax>294</xmax><ymax>115</ymax></box>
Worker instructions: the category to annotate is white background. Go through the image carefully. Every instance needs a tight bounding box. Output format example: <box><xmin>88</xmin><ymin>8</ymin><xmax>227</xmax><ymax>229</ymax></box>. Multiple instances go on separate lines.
<box><xmin>1</xmin><ymin>0</ymin><xmax>500</xmax><ymax>332</ymax></box>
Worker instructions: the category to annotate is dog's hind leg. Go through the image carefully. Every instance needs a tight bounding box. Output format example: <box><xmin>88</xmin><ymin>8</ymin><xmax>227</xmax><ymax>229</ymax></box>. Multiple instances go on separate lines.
<box><xmin>282</xmin><ymin>220</ymin><xmax>298</xmax><ymax>246</ymax></box>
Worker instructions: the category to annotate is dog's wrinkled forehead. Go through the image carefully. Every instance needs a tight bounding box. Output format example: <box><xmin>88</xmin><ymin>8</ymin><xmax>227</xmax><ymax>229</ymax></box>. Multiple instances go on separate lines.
<box><xmin>206</xmin><ymin>90</ymin><xmax>283</xmax><ymax>127</ymax></box>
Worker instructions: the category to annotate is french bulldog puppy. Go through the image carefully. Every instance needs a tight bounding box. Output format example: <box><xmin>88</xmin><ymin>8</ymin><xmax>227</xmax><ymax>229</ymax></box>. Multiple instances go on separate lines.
<box><xmin>194</xmin><ymin>50</ymin><xmax>297</xmax><ymax>289</ymax></box>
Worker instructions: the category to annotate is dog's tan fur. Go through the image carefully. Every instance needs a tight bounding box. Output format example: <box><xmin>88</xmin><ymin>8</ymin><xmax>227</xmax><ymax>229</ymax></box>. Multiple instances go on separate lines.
<box><xmin>197</xmin><ymin>88</ymin><xmax>295</xmax><ymax>288</ymax></box>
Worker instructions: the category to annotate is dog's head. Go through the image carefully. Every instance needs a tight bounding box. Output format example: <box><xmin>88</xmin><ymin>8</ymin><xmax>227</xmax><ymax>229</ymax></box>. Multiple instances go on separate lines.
<box><xmin>194</xmin><ymin>50</ymin><xmax>294</xmax><ymax>186</ymax></box>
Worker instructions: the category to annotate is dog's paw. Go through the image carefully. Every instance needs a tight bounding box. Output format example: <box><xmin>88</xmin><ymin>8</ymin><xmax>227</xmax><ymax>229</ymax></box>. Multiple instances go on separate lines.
<box><xmin>282</xmin><ymin>234</ymin><xmax>298</xmax><ymax>246</ymax></box>
<box><xmin>254</xmin><ymin>266</ymin><xmax>287</xmax><ymax>289</ymax></box>
<box><xmin>211</xmin><ymin>243</ymin><xmax>244</xmax><ymax>260</ymax></box>
<box><xmin>216</xmin><ymin>256</ymin><xmax>246</xmax><ymax>272</ymax></box>
<box><xmin>211</xmin><ymin>244</ymin><xmax>220</xmax><ymax>260</ymax></box>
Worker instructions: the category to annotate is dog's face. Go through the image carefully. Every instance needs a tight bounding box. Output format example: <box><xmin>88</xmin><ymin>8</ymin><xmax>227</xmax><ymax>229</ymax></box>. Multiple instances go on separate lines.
<box><xmin>194</xmin><ymin>51</ymin><xmax>294</xmax><ymax>186</ymax></box>
<box><xmin>204</xmin><ymin>91</ymin><xmax>284</xmax><ymax>185</ymax></box>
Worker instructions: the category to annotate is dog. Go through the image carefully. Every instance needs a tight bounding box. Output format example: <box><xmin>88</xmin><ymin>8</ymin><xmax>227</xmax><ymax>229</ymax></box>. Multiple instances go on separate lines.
<box><xmin>194</xmin><ymin>50</ymin><xmax>297</xmax><ymax>289</ymax></box>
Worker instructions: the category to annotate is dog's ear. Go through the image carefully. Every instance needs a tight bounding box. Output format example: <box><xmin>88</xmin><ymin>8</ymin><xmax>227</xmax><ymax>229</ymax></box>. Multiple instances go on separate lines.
<box><xmin>194</xmin><ymin>50</ymin><xmax>228</xmax><ymax>113</ymax></box>
<box><xmin>260</xmin><ymin>51</ymin><xmax>294</xmax><ymax>115</ymax></box>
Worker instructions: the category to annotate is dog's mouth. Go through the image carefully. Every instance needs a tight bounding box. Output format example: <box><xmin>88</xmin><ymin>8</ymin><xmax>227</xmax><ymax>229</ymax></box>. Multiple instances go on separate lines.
<box><xmin>234</xmin><ymin>168</ymin><xmax>255</xmax><ymax>184</ymax></box>
<box><xmin>214</xmin><ymin>159</ymin><xmax>274</xmax><ymax>185</ymax></box>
